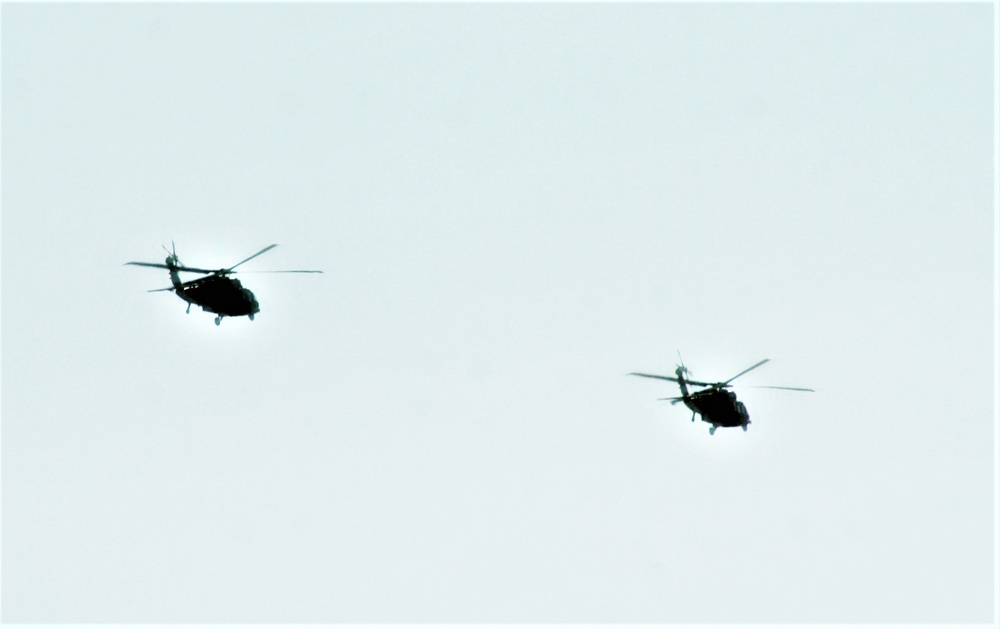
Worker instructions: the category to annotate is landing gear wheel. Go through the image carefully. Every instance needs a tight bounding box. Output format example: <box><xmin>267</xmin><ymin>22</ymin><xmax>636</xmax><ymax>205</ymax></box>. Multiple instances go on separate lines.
<box><xmin>215</xmin><ymin>315</ymin><xmax>222</xmax><ymax>326</ymax></box>
<box><xmin>249</xmin><ymin>313</ymin><xmax>254</xmax><ymax>321</ymax></box>
<box><xmin>186</xmin><ymin>303</ymin><xmax>191</xmax><ymax>314</ymax></box>
<box><xmin>709</xmin><ymin>426</ymin><xmax>716</xmax><ymax>435</ymax></box>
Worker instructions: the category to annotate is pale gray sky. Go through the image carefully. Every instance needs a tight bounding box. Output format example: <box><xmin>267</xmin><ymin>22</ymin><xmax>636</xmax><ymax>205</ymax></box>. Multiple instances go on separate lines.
<box><xmin>2</xmin><ymin>2</ymin><xmax>995</xmax><ymax>624</ymax></box>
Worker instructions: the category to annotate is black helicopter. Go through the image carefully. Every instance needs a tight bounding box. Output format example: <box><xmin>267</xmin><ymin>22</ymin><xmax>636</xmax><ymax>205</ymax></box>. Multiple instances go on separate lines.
<box><xmin>629</xmin><ymin>358</ymin><xmax>813</xmax><ymax>434</ymax></box>
<box><xmin>126</xmin><ymin>243</ymin><xmax>321</xmax><ymax>325</ymax></box>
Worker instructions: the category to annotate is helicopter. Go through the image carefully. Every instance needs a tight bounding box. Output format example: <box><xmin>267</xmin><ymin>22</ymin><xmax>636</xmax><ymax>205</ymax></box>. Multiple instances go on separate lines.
<box><xmin>629</xmin><ymin>357</ymin><xmax>813</xmax><ymax>434</ymax></box>
<box><xmin>126</xmin><ymin>243</ymin><xmax>322</xmax><ymax>325</ymax></box>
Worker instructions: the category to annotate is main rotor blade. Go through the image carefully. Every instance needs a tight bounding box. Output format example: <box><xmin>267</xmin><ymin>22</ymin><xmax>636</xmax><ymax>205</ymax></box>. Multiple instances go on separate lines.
<box><xmin>741</xmin><ymin>385</ymin><xmax>815</xmax><ymax>392</ymax></box>
<box><xmin>227</xmin><ymin>244</ymin><xmax>278</xmax><ymax>272</ymax></box>
<box><xmin>125</xmin><ymin>261</ymin><xmax>217</xmax><ymax>274</ymax></box>
<box><xmin>147</xmin><ymin>286</ymin><xmax>176</xmax><ymax>292</ymax></box>
<box><xmin>722</xmin><ymin>359</ymin><xmax>771</xmax><ymax>385</ymax></box>
<box><xmin>235</xmin><ymin>269</ymin><xmax>323</xmax><ymax>274</ymax></box>
<box><xmin>628</xmin><ymin>372</ymin><xmax>715</xmax><ymax>387</ymax></box>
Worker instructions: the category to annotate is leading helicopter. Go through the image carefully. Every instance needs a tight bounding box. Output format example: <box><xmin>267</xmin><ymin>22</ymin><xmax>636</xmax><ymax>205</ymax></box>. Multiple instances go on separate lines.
<box><xmin>629</xmin><ymin>357</ymin><xmax>813</xmax><ymax>434</ymax></box>
<box><xmin>126</xmin><ymin>243</ymin><xmax>322</xmax><ymax>325</ymax></box>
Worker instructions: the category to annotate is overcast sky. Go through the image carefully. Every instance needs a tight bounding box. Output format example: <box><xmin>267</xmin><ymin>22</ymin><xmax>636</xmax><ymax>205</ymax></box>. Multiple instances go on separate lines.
<box><xmin>2</xmin><ymin>2</ymin><xmax>995</xmax><ymax>624</ymax></box>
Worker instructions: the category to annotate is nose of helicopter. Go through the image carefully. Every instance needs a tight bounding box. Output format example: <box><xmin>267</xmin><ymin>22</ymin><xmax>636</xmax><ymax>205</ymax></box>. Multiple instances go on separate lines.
<box><xmin>239</xmin><ymin>286</ymin><xmax>260</xmax><ymax>315</ymax></box>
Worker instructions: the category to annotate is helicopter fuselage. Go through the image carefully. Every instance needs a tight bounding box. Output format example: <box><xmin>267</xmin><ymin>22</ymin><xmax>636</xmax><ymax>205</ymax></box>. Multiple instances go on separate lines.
<box><xmin>671</xmin><ymin>367</ymin><xmax>750</xmax><ymax>432</ymax></box>
<box><xmin>173</xmin><ymin>274</ymin><xmax>259</xmax><ymax>319</ymax></box>
<box><xmin>683</xmin><ymin>387</ymin><xmax>750</xmax><ymax>430</ymax></box>
<box><xmin>165</xmin><ymin>255</ymin><xmax>259</xmax><ymax>324</ymax></box>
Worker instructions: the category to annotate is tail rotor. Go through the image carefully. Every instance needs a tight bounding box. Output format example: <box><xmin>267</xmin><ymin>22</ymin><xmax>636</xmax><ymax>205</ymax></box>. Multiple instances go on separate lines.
<box><xmin>160</xmin><ymin>241</ymin><xmax>179</xmax><ymax>267</ymax></box>
<box><xmin>674</xmin><ymin>350</ymin><xmax>692</xmax><ymax>379</ymax></box>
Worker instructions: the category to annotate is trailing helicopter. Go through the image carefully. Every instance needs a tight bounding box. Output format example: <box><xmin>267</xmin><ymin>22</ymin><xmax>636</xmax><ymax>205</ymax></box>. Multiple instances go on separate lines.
<box><xmin>629</xmin><ymin>357</ymin><xmax>813</xmax><ymax>434</ymax></box>
<box><xmin>126</xmin><ymin>243</ymin><xmax>322</xmax><ymax>325</ymax></box>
